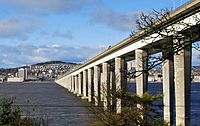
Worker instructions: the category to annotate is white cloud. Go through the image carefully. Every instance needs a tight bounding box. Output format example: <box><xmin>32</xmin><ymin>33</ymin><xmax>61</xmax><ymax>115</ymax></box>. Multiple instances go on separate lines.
<box><xmin>0</xmin><ymin>44</ymin><xmax>106</xmax><ymax>68</ymax></box>
<box><xmin>34</xmin><ymin>48</ymin><xmax>51</xmax><ymax>54</ymax></box>
<box><xmin>51</xmin><ymin>44</ymin><xmax>61</xmax><ymax>48</ymax></box>
<box><xmin>2</xmin><ymin>59</ymin><xmax>14</xmax><ymax>65</ymax></box>
<box><xmin>27</xmin><ymin>56</ymin><xmax>50</xmax><ymax>63</ymax></box>
<box><xmin>0</xmin><ymin>42</ymin><xmax>198</xmax><ymax>68</ymax></box>
<box><xmin>0</xmin><ymin>16</ymin><xmax>73</xmax><ymax>40</ymax></box>
<box><xmin>0</xmin><ymin>0</ymin><xmax>99</xmax><ymax>14</ymax></box>
<box><xmin>90</xmin><ymin>8</ymin><xmax>140</xmax><ymax>31</ymax></box>
<box><xmin>0</xmin><ymin>17</ymin><xmax>35</xmax><ymax>38</ymax></box>
<box><xmin>52</xmin><ymin>31</ymin><xmax>73</xmax><ymax>39</ymax></box>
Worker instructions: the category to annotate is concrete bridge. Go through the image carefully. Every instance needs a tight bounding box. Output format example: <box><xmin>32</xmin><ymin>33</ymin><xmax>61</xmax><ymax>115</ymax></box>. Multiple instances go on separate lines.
<box><xmin>56</xmin><ymin>1</ymin><xmax>200</xmax><ymax>126</ymax></box>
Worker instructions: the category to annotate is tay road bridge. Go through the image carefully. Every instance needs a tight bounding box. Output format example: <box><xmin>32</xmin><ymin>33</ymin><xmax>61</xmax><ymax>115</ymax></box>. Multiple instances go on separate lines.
<box><xmin>56</xmin><ymin>1</ymin><xmax>200</xmax><ymax>126</ymax></box>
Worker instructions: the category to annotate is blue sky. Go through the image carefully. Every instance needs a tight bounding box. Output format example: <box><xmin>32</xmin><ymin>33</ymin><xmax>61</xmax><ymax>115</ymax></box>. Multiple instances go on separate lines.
<box><xmin>0</xmin><ymin>0</ymin><xmax>198</xmax><ymax>68</ymax></box>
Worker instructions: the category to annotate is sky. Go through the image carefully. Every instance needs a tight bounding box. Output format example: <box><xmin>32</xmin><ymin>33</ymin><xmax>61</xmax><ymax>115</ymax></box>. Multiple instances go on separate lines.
<box><xmin>0</xmin><ymin>0</ymin><xmax>199</xmax><ymax>68</ymax></box>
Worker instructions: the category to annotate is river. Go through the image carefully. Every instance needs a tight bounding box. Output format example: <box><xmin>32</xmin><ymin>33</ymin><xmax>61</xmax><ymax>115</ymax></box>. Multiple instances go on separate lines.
<box><xmin>129</xmin><ymin>82</ymin><xmax>200</xmax><ymax>126</ymax></box>
<box><xmin>0</xmin><ymin>82</ymin><xmax>199</xmax><ymax>126</ymax></box>
<box><xmin>0</xmin><ymin>82</ymin><xmax>92</xmax><ymax>126</ymax></box>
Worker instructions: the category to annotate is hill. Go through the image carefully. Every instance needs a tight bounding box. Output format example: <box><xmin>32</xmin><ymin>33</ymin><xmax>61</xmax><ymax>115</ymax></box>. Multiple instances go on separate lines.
<box><xmin>32</xmin><ymin>60</ymin><xmax>79</xmax><ymax>66</ymax></box>
<box><xmin>0</xmin><ymin>61</ymin><xmax>81</xmax><ymax>80</ymax></box>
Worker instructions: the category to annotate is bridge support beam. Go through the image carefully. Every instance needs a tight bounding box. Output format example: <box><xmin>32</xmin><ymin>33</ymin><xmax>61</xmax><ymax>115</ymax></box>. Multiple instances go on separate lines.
<box><xmin>135</xmin><ymin>49</ymin><xmax>148</xmax><ymax>97</ymax></box>
<box><xmin>88</xmin><ymin>68</ymin><xmax>94</xmax><ymax>103</ymax></box>
<box><xmin>110</xmin><ymin>71</ymin><xmax>115</xmax><ymax>111</ymax></box>
<box><xmin>70</xmin><ymin>76</ymin><xmax>72</xmax><ymax>91</ymax></box>
<box><xmin>71</xmin><ymin>75</ymin><xmax>75</xmax><ymax>93</ymax></box>
<box><xmin>82</xmin><ymin>70</ymin><xmax>88</xmax><ymax>99</ymax></box>
<box><xmin>94</xmin><ymin>66</ymin><xmax>101</xmax><ymax>106</ymax></box>
<box><xmin>115</xmin><ymin>57</ymin><xmax>127</xmax><ymax>113</ymax></box>
<box><xmin>102</xmin><ymin>62</ymin><xmax>110</xmax><ymax>109</ymax></box>
<box><xmin>74</xmin><ymin>75</ymin><xmax>79</xmax><ymax>94</ymax></box>
<box><xmin>100</xmin><ymin>72</ymin><xmax>103</xmax><ymax>103</ymax></box>
<box><xmin>174</xmin><ymin>41</ymin><xmax>191</xmax><ymax>126</ymax></box>
<box><xmin>67</xmin><ymin>76</ymin><xmax>70</xmax><ymax>90</ymax></box>
<box><xmin>78</xmin><ymin>73</ymin><xmax>83</xmax><ymax>96</ymax></box>
<box><xmin>162</xmin><ymin>49</ymin><xmax>174</xmax><ymax>125</ymax></box>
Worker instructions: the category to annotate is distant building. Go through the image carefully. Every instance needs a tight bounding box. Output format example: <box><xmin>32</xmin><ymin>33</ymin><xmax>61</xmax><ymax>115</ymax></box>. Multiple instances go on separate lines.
<box><xmin>18</xmin><ymin>68</ymin><xmax>28</xmax><ymax>80</ymax></box>
<box><xmin>7</xmin><ymin>77</ymin><xmax>24</xmax><ymax>82</ymax></box>
<box><xmin>193</xmin><ymin>72</ymin><xmax>200</xmax><ymax>82</ymax></box>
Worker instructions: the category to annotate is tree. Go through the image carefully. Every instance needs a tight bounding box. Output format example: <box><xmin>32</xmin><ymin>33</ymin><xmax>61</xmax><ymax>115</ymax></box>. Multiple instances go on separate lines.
<box><xmin>89</xmin><ymin>85</ymin><xmax>168</xmax><ymax>126</ymax></box>
<box><xmin>0</xmin><ymin>98</ymin><xmax>48</xmax><ymax>126</ymax></box>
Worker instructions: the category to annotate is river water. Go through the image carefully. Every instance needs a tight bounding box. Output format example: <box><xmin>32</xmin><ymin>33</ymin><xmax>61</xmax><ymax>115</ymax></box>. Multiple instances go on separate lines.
<box><xmin>0</xmin><ymin>82</ymin><xmax>199</xmax><ymax>126</ymax></box>
<box><xmin>129</xmin><ymin>82</ymin><xmax>200</xmax><ymax>126</ymax></box>
<box><xmin>0</xmin><ymin>82</ymin><xmax>92</xmax><ymax>126</ymax></box>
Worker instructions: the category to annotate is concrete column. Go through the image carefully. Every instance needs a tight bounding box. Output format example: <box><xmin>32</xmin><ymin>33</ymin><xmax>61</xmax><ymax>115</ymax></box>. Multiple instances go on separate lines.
<box><xmin>74</xmin><ymin>75</ymin><xmax>79</xmax><ymax>94</ymax></box>
<box><xmin>67</xmin><ymin>77</ymin><xmax>70</xmax><ymax>90</ymax></box>
<box><xmin>63</xmin><ymin>77</ymin><xmax>67</xmax><ymax>89</ymax></box>
<box><xmin>100</xmin><ymin>72</ymin><xmax>103</xmax><ymax>102</ymax></box>
<box><xmin>174</xmin><ymin>40</ymin><xmax>191</xmax><ymax>126</ymax></box>
<box><xmin>78</xmin><ymin>73</ymin><xmax>83</xmax><ymax>96</ymax></box>
<box><xmin>94</xmin><ymin>66</ymin><xmax>101</xmax><ymax>106</ymax></box>
<box><xmin>88</xmin><ymin>68</ymin><xmax>94</xmax><ymax>103</ymax></box>
<box><xmin>67</xmin><ymin>76</ymin><xmax>70</xmax><ymax>90</ymax></box>
<box><xmin>66</xmin><ymin>77</ymin><xmax>68</xmax><ymax>90</ymax></box>
<box><xmin>162</xmin><ymin>49</ymin><xmax>174</xmax><ymax>125</ymax></box>
<box><xmin>115</xmin><ymin>57</ymin><xmax>127</xmax><ymax>113</ymax></box>
<box><xmin>135</xmin><ymin>49</ymin><xmax>148</xmax><ymax>97</ymax></box>
<box><xmin>82</xmin><ymin>70</ymin><xmax>88</xmax><ymax>99</ymax></box>
<box><xmin>110</xmin><ymin>71</ymin><xmax>115</xmax><ymax>111</ymax></box>
<box><xmin>110</xmin><ymin>71</ymin><xmax>115</xmax><ymax>92</ymax></box>
<box><xmin>102</xmin><ymin>62</ymin><xmax>111</xmax><ymax>108</ymax></box>
<box><xmin>70</xmin><ymin>75</ymin><xmax>73</xmax><ymax>92</ymax></box>
<box><xmin>71</xmin><ymin>75</ymin><xmax>75</xmax><ymax>93</ymax></box>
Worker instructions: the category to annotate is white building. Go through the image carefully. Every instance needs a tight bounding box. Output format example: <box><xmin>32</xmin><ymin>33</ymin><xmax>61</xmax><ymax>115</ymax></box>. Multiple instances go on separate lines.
<box><xmin>193</xmin><ymin>72</ymin><xmax>200</xmax><ymax>82</ymax></box>
<box><xmin>7</xmin><ymin>77</ymin><xmax>24</xmax><ymax>82</ymax></box>
<box><xmin>18</xmin><ymin>68</ymin><xmax>28</xmax><ymax>80</ymax></box>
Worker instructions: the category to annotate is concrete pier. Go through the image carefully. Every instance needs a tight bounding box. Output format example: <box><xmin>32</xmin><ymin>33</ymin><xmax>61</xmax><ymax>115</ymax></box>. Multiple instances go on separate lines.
<box><xmin>71</xmin><ymin>75</ymin><xmax>75</xmax><ymax>93</ymax></box>
<box><xmin>115</xmin><ymin>57</ymin><xmax>126</xmax><ymax>113</ymax></box>
<box><xmin>110</xmin><ymin>71</ymin><xmax>115</xmax><ymax>111</ymax></box>
<box><xmin>162</xmin><ymin>50</ymin><xmax>174</xmax><ymax>125</ymax></box>
<box><xmin>69</xmin><ymin>75</ymin><xmax>74</xmax><ymax>92</ymax></box>
<box><xmin>88</xmin><ymin>68</ymin><xmax>94</xmax><ymax>102</ymax></box>
<box><xmin>94</xmin><ymin>66</ymin><xmax>101</xmax><ymax>106</ymax></box>
<box><xmin>66</xmin><ymin>76</ymin><xmax>69</xmax><ymax>90</ymax></box>
<box><xmin>174</xmin><ymin>42</ymin><xmax>192</xmax><ymax>126</ymax></box>
<box><xmin>100</xmin><ymin>72</ymin><xmax>103</xmax><ymax>103</ymax></box>
<box><xmin>78</xmin><ymin>73</ymin><xmax>83</xmax><ymax>96</ymax></box>
<box><xmin>82</xmin><ymin>70</ymin><xmax>88</xmax><ymax>99</ymax></box>
<box><xmin>74</xmin><ymin>75</ymin><xmax>79</xmax><ymax>94</ymax></box>
<box><xmin>135</xmin><ymin>49</ymin><xmax>148</xmax><ymax>97</ymax></box>
<box><xmin>102</xmin><ymin>62</ymin><xmax>110</xmax><ymax>108</ymax></box>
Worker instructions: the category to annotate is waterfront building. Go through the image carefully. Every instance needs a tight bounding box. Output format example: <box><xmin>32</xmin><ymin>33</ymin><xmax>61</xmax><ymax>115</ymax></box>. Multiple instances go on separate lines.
<box><xmin>18</xmin><ymin>68</ymin><xmax>28</xmax><ymax>80</ymax></box>
<box><xmin>193</xmin><ymin>72</ymin><xmax>200</xmax><ymax>82</ymax></box>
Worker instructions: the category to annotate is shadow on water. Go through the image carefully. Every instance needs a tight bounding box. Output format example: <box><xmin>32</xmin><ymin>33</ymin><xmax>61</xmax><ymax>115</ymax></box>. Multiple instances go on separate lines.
<box><xmin>128</xmin><ymin>82</ymin><xmax>200</xmax><ymax>126</ymax></box>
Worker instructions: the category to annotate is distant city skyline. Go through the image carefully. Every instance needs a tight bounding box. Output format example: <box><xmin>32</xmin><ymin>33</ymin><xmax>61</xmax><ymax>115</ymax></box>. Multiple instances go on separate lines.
<box><xmin>0</xmin><ymin>0</ymin><xmax>199</xmax><ymax>68</ymax></box>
